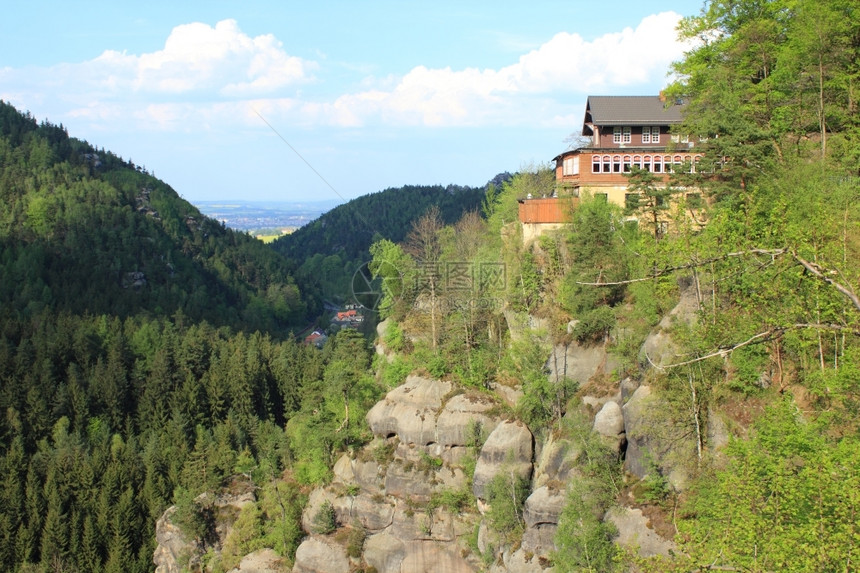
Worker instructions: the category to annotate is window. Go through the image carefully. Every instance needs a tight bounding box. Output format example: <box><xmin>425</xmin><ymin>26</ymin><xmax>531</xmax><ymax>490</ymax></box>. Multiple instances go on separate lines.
<box><xmin>592</xmin><ymin>156</ymin><xmax>601</xmax><ymax>173</ymax></box>
<box><xmin>643</xmin><ymin>155</ymin><xmax>652</xmax><ymax>171</ymax></box>
<box><xmin>622</xmin><ymin>155</ymin><xmax>632</xmax><ymax>172</ymax></box>
<box><xmin>633</xmin><ymin>155</ymin><xmax>642</xmax><ymax>170</ymax></box>
<box><xmin>562</xmin><ymin>156</ymin><xmax>579</xmax><ymax>175</ymax></box>
<box><xmin>642</xmin><ymin>126</ymin><xmax>660</xmax><ymax>143</ymax></box>
<box><xmin>671</xmin><ymin>133</ymin><xmax>690</xmax><ymax>144</ymax></box>
<box><xmin>595</xmin><ymin>193</ymin><xmax>608</xmax><ymax>202</ymax></box>
<box><xmin>653</xmin><ymin>156</ymin><xmax>662</xmax><ymax>173</ymax></box>
<box><xmin>612</xmin><ymin>155</ymin><xmax>621</xmax><ymax>173</ymax></box>
<box><xmin>613</xmin><ymin>126</ymin><xmax>632</xmax><ymax>144</ymax></box>
<box><xmin>602</xmin><ymin>155</ymin><xmax>611</xmax><ymax>173</ymax></box>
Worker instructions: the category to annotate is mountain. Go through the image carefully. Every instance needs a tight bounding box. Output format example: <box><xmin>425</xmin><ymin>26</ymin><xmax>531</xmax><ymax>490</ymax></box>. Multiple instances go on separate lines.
<box><xmin>0</xmin><ymin>100</ymin><xmax>312</xmax><ymax>331</ymax></box>
<box><xmin>270</xmin><ymin>182</ymin><xmax>497</xmax><ymax>304</ymax></box>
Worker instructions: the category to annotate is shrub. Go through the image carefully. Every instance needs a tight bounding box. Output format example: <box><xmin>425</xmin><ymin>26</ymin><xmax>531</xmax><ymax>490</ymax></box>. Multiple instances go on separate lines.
<box><xmin>312</xmin><ymin>500</ymin><xmax>337</xmax><ymax>534</ymax></box>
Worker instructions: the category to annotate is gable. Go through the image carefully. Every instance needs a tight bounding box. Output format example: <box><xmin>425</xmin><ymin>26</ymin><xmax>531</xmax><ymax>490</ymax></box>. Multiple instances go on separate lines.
<box><xmin>583</xmin><ymin>96</ymin><xmax>685</xmax><ymax>135</ymax></box>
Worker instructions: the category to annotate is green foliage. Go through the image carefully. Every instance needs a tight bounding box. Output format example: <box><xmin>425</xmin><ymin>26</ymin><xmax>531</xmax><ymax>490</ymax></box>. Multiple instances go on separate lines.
<box><xmin>312</xmin><ymin>500</ymin><xmax>337</xmax><ymax>535</ymax></box>
<box><xmin>571</xmin><ymin>306</ymin><xmax>616</xmax><ymax>344</ymax></box>
<box><xmin>506</xmin><ymin>333</ymin><xmax>576</xmax><ymax>430</ymax></box>
<box><xmin>0</xmin><ymin>100</ymin><xmax>311</xmax><ymax>329</ymax></box>
<box><xmin>485</xmin><ymin>470</ymin><xmax>530</xmax><ymax>544</ymax></box>
<box><xmin>172</xmin><ymin>487</ymin><xmax>214</xmax><ymax>544</ymax></box>
<box><xmin>553</xmin><ymin>413</ymin><xmax>622</xmax><ymax>573</ymax></box>
<box><xmin>677</xmin><ymin>398</ymin><xmax>860</xmax><ymax>572</ymax></box>
<box><xmin>559</xmin><ymin>196</ymin><xmax>630</xmax><ymax>321</ymax></box>
<box><xmin>427</xmin><ymin>487</ymin><xmax>474</xmax><ymax>513</ymax></box>
<box><xmin>346</xmin><ymin>523</ymin><xmax>366</xmax><ymax>558</ymax></box>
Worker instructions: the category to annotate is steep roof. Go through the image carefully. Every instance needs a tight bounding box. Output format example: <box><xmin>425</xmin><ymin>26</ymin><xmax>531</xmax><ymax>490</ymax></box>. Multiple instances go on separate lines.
<box><xmin>584</xmin><ymin>95</ymin><xmax>685</xmax><ymax>128</ymax></box>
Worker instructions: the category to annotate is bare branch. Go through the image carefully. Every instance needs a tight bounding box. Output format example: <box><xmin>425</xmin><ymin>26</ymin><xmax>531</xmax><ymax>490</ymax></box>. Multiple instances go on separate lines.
<box><xmin>576</xmin><ymin>248</ymin><xmax>787</xmax><ymax>286</ymax></box>
<box><xmin>652</xmin><ymin>323</ymin><xmax>860</xmax><ymax>370</ymax></box>
<box><xmin>792</xmin><ymin>251</ymin><xmax>860</xmax><ymax>313</ymax></box>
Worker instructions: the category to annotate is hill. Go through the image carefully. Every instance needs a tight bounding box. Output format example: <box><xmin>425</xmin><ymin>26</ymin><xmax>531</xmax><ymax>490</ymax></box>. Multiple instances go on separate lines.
<box><xmin>0</xmin><ymin>100</ymin><xmax>312</xmax><ymax>331</ymax></box>
<box><xmin>270</xmin><ymin>182</ymin><xmax>499</xmax><ymax>303</ymax></box>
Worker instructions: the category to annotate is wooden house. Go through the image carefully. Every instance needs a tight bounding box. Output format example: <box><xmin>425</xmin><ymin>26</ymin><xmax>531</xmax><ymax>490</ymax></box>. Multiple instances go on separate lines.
<box><xmin>553</xmin><ymin>94</ymin><xmax>704</xmax><ymax>208</ymax></box>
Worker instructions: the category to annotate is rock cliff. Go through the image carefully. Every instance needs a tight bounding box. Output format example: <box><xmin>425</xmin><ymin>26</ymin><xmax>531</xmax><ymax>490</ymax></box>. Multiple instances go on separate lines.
<box><xmin>154</xmin><ymin>288</ymin><xmax>709</xmax><ymax>572</ymax></box>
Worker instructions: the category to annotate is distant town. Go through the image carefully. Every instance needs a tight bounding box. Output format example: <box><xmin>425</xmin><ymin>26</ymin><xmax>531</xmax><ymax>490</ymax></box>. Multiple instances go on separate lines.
<box><xmin>195</xmin><ymin>199</ymin><xmax>339</xmax><ymax>238</ymax></box>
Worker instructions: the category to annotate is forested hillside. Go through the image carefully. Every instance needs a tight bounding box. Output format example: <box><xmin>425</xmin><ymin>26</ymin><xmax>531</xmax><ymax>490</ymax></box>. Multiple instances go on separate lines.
<box><xmin>0</xmin><ymin>100</ymin><xmax>314</xmax><ymax>330</ymax></box>
<box><xmin>0</xmin><ymin>102</ymin><xmax>386</xmax><ymax>572</ymax></box>
<box><xmin>271</xmin><ymin>181</ymin><xmax>497</xmax><ymax>303</ymax></box>
<box><xmin>1</xmin><ymin>0</ymin><xmax>859</xmax><ymax>571</ymax></box>
<box><xmin>357</xmin><ymin>0</ymin><xmax>860</xmax><ymax>570</ymax></box>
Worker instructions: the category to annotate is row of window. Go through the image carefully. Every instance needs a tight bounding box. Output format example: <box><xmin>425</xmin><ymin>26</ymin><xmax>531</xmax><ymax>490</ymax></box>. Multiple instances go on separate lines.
<box><xmin>613</xmin><ymin>126</ymin><xmax>661</xmax><ymax>144</ymax></box>
<box><xmin>591</xmin><ymin>154</ymin><xmax>701</xmax><ymax>174</ymax></box>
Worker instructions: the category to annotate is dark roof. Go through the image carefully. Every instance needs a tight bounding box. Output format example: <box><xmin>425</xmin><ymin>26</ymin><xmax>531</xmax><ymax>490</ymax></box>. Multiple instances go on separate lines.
<box><xmin>585</xmin><ymin>95</ymin><xmax>685</xmax><ymax>126</ymax></box>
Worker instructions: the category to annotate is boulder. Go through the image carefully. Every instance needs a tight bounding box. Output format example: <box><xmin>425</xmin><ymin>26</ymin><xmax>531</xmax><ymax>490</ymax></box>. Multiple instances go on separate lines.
<box><xmin>621</xmin><ymin>385</ymin><xmax>655</xmax><ymax>479</ymax></box>
<box><xmin>331</xmin><ymin>454</ymin><xmax>354</xmax><ymax>484</ymax></box>
<box><xmin>351</xmin><ymin>458</ymin><xmax>384</xmax><ymax>495</ymax></box>
<box><xmin>401</xmin><ymin>540</ymin><xmax>476</xmax><ymax>573</ymax></box>
<box><xmin>231</xmin><ymin>548</ymin><xmax>284</xmax><ymax>572</ymax></box>
<box><xmin>472</xmin><ymin>420</ymin><xmax>534</xmax><ymax>500</ymax></box>
<box><xmin>494</xmin><ymin>547</ymin><xmax>550</xmax><ymax>573</ymax></box>
<box><xmin>436</xmin><ymin>393</ymin><xmax>499</xmax><ymax>447</ymax></box>
<box><xmin>523</xmin><ymin>486</ymin><xmax>565</xmax><ymax>528</ymax></box>
<box><xmin>347</xmin><ymin>493</ymin><xmax>395</xmax><ymax>532</ymax></box>
<box><xmin>606</xmin><ymin>506</ymin><xmax>674</xmax><ymax>558</ymax></box>
<box><xmin>593</xmin><ymin>400</ymin><xmax>625</xmax><ymax>438</ymax></box>
<box><xmin>364</xmin><ymin>532</ymin><xmax>406</xmax><ymax>573</ymax></box>
<box><xmin>620</xmin><ymin>377</ymin><xmax>639</xmax><ymax>402</ymax></box>
<box><xmin>520</xmin><ymin>523</ymin><xmax>557</xmax><ymax>556</ymax></box>
<box><xmin>546</xmin><ymin>342</ymin><xmax>621</xmax><ymax>385</ymax></box>
<box><xmin>302</xmin><ymin>489</ymin><xmax>347</xmax><ymax>534</ymax></box>
<box><xmin>639</xmin><ymin>280</ymin><xmax>700</xmax><ymax>368</ymax></box>
<box><xmin>384</xmin><ymin>462</ymin><xmax>434</xmax><ymax>501</ymax></box>
<box><xmin>532</xmin><ymin>435</ymin><xmax>578</xmax><ymax>488</ymax></box>
<box><xmin>153</xmin><ymin>506</ymin><xmax>192</xmax><ymax>573</ymax></box>
<box><xmin>622</xmin><ymin>385</ymin><xmax>692</xmax><ymax>490</ymax></box>
<box><xmin>490</xmin><ymin>382</ymin><xmax>523</xmax><ymax>408</ymax></box>
<box><xmin>292</xmin><ymin>537</ymin><xmax>349</xmax><ymax>573</ymax></box>
<box><xmin>366</xmin><ymin>375</ymin><xmax>453</xmax><ymax>445</ymax></box>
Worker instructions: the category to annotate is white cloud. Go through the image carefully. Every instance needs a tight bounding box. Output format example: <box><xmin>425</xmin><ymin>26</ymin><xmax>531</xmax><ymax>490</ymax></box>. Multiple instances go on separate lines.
<box><xmin>316</xmin><ymin>11</ymin><xmax>688</xmax><ymax>127</ymax></box>
<box><xmin>1</xmin><ymin>12</ymin><xmax>688</xmax><ymax>134</ymax></box>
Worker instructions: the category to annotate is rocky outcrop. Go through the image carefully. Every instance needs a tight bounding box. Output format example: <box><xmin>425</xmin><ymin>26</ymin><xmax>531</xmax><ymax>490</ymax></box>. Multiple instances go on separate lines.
<box><xmin>593</xmin><ymin>400</ymin><xmax>625</xmax><ymax>438</ymax></box>
<box><xmin>622</xmin><ymin>385</ymin><xmax>657</xmax><ymax>478</ymax></box>
<box><xmin>295</xmin><ymin>376</ymin><xmax>500</xmax><ymax>572</ymax></box>
<box><xmin>606</xmin><ymin>506</ymin><xmax>675</xmax><ymax>558</ymax></box>
<box><xmin>547</xmin><ymin>341</ymin><xmax>621</xmax><ymax>386</ymax></box>
<box><xmin>639</xmin><ymin>279</ymin><xmax>700</xmax><ymax>368</ymax></box>
<box><xmin>366</xmin><ymin>376</ymin><xmax>452</xmax><ymax>445</ymax></box>
<box><xmin>229</xmin><ymin>548</ymin><xmax>285</xmax><ymax>572</ymax></box>
<box><xmin>153</xmin><ymin>506</ymin><xmax>191</xmax><ymax>573</ymax></box>
<box><xmin>622</xmin><ymin>385</ymin><xmax>693</xmax><ymax>490</ymax></box>
<box><xmin>523</xmin><ymin>486</ymin><xmax>565</xmax><ymax>529</ymax></box>
<box><xmin>292</xmin><ymin>536</ymin><xmax>350</xmax><ymax>573</ymax></box>
<box><xmin>472</xmin><ymin>420</ymin><xmax>534</xmax><ymax>500</ymax></box>
<box><xmin>364</xmin><ymin>532</ymin><xmax>406</xmax><ymax>573</ymax></box>
<box><xmin>153</xmin><ymin>485</ymin><xmax>255</xmax><ymax>573</ymax></box>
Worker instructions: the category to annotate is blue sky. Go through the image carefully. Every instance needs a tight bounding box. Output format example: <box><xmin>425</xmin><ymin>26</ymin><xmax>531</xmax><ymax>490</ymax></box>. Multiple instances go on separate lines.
<box><xmin>1</xmin><ymin>1</ymin><xmax>704</xmax><ymax>204</ymax></box>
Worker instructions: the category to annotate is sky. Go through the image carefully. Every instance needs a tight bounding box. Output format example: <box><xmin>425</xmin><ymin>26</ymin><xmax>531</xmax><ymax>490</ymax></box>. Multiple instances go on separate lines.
<box><xmin>0</xmin><ymin>1</ymin><xmax>705</xmax><ymax>204</ymax></box>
